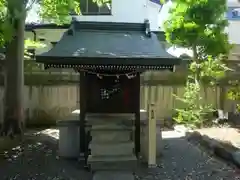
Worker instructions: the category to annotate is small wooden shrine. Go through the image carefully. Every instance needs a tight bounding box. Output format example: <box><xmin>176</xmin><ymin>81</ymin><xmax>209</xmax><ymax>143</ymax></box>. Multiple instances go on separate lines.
<box><xmin>35</xmin><ymin>19</ymin><xmax>180</xmax><ymax>172</ymax></box>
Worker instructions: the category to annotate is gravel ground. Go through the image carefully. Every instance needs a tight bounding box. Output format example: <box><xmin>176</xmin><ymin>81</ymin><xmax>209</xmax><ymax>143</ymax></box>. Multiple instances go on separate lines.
<box><xmin>137</xmin><ymin>131</ymin><xmax>240</xmax><ymax>180</ymax></box>
<box><xmin>0</xmin><ymin>130</ymin><xmax>239</xmax><ymax>180</ymax></box>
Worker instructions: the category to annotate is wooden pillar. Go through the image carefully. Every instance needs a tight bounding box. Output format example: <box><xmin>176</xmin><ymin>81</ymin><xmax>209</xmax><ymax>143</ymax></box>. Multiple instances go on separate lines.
<box><xmin>147</xmin><ymin>103</ymin><xmax>157</xmax><ymax>168</ymax></box>
<box><xmin>135</xmin><ymin>110</ymin><xmax>140</xmax><ymax>156</ymax></box>
<box><xmin>79</xmin><ymin>72</ymin><xmax>86</xmax><ymax>160</ymax></box>
<box><xmin>135</xmin><ymin>74</ymin><xmax>141</xmax><ymax>156</ymax></box>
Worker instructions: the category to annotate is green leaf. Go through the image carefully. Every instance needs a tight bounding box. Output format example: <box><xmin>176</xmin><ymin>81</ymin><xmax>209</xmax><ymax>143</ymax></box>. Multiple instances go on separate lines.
<box><xmin>165</xmin><ymin>0</ymin><xmax>231</xmax><ymax>127</ymax></box>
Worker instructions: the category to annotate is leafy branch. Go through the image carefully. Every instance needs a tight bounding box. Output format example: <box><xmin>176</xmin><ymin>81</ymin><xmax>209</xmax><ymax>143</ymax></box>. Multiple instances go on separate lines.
<box><xmin>163</xmin><ymin>0</ymin><xmax>231</xmax><ymax>127</ymax></box>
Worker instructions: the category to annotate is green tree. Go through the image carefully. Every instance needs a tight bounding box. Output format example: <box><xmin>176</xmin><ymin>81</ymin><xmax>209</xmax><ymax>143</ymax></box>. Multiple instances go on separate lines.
<box><xmin>162</xmin><ymin>0</ymin><xmax>231</xmax><ymax>127</ymax></box>
<box><xmin>0</xmin><ymin>0</ymin><xmax>106</xmax><ymax>137</ymax></box>
<box><xmin>227</xmin><ymin>80</ymin><xmax>240</xmax><ymax>112</ymax></box>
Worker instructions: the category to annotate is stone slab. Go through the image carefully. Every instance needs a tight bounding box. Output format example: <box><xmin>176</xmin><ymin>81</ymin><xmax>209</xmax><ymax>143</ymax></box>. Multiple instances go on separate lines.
<box><xmin>58</xmin><ymin>126</ymin><xmax>80</xmax><ymax>158</ymax></box>
<box><xmin>88</xmin><ymin>155</ymin><xmax>137</xmax><ymax>162</ymax></box>
<box><xmin>71</xmin><ymin>109</ymin><xmax>148</xmax><ymax>121</ymax></box>
<box><xmin>93</xmin><ymin>171</ymin><xmax>134</xmax><ymax>180</ymax></box>
<box><xmin>90</xmin><ymin>162</ymin><xmax>137</xmax><ymax>171</ymax></box>
<box><xmin>90</xmin><ymin>124</ymin><xmax>132</xmax><ymax>131</ymax></box>
<box><xmin>91</xmin><ymin>131</ymin><xmax>131</xmax><ymax>142</ymax></box>
<box><xmin>88</xmin><ymin>155</ymin><xmax>137</xmax><ymax>171</ymax></box>
<box><xmin>86</xmin><ymin>113</ymin><xmax>135</xmax><ymax>121</ymax></box>
<box><xmin>90</xmin><ymin>142</ymin><xmax>134</xmax><ymax>156</ymax></box>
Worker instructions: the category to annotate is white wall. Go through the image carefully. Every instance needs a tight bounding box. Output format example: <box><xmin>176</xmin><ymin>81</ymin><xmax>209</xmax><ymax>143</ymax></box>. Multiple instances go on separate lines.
<box><xmin>25</xmin><ymin>0</ymin><xmax>162</xmax><ymax>55</ymax></box>
<box><xmin>228</xmin><ymin>21</ymin><xmax>240</xmax><ymax>44</ymax></box>
<box><xmin>158</xmin><ymin>0</ymin><xmax>240</xmax><ymax>44</ymax></box>
<box><xmin>147</xmin><ymin>1</ymin><xmax>161</xmax><ymax>31</ymax></box>
<box><xmin>75</xmin><ymin>0</ymin><xmax>161</xmax><ymax>31</ymax></box>
<box><xmin>228</xmin><ymin>0</ymin><xmax>240</xmax><ymax>7</ymax></box>
<box><xmin>227</xmin><ymin>0</ymin><xmax>240</xmax><ymax>44</ymax></box>
<box><xmin>26</xmin><ymin>0</ymin><xmax>161</xmax><ymax>31</ymax></box>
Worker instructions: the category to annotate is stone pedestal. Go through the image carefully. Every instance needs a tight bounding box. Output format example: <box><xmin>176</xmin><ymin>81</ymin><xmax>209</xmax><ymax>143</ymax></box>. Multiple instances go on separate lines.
<box><xmin>90</xmin><ymin>142</ymin><xmax>134</xmax><ymax>156</ymax></box>
<box><xmin>86</xmin><ymin>113</ymin><xmax>137</xmax><ymax>172</ymax></box>
<box><xmin>57</xmin><ymin>120</ymin><xmax>80</xmax><ymax>158</ymax></box>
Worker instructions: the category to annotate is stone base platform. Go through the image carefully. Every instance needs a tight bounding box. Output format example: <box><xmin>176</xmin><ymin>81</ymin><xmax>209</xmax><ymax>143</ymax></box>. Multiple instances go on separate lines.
<box><xmin>93</xmin><ymin>171</ymin><xmax>134</xmax><ymax>180</ymax></box>
<box><xmin>88</xmin><ymin>155</ymin><xmax>137</xmax><ymax>171</ymax></box>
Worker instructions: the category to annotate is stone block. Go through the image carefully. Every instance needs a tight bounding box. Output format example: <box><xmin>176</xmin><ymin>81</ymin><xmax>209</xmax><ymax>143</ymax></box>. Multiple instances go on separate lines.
<box><xmin>91</xmin><ymin>131</ymin><xmax>131</xmax><ymax>142</ymax></box>
<box><xmin>57</xmin><ymin>121</ymin><xmax>80</xmax><ymax>158</ymax></box>
<box><xmin>90</xmin><ymin>124</ymin><xmax>132</xmax><ymax>131</ymax></box>
<box><xmin>90</xmin><ymin>142</ymin><xmax>134</xmax><ymax>156</ymax></box>
<box><xmin>93</xmin><ymin>171</ymin><xmax>134</xmax><ymax>180</ymax></box>
<box><xmin>86</xmin><ymin>113</ymin><xmax>135</xmax><ymax>122</ymax></box>
<box><xmin>88</xmin><ymin>155</ymin><xmax>137</xmax><ymax>171</ymax></box>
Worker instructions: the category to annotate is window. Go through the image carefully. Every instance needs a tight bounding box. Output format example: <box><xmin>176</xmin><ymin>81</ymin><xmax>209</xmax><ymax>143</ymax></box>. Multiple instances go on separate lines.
<box><xmin>80</xmin><ymin>0</ymin><xmax>111</xmax><ymax>15</ymax></box>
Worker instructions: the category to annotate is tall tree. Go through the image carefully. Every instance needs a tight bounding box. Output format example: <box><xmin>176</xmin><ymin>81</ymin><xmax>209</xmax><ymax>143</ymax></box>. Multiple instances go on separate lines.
<box><xmin>162</xmin><ymin>0</ymin><xmax>231</xmax><ymax>127</ymax></box>
<box><xmin>0</xmin><ymin>0</ymin><xmax>108</xmax><ymax>137</ymax></box>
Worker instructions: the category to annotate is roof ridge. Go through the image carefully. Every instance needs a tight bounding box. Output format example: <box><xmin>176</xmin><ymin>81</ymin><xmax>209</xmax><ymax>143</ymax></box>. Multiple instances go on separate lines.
<box><xmin>72</xmin><ymin>20</ymin><xmax>146</xmax><ymax>32</ymax></box>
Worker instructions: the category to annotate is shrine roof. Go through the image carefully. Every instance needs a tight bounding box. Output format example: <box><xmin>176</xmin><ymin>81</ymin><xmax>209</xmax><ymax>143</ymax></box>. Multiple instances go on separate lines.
<box><xmin>36</xmin><ymin>20</ymin><xmax>181</xmax><ymax>69</ymax></box>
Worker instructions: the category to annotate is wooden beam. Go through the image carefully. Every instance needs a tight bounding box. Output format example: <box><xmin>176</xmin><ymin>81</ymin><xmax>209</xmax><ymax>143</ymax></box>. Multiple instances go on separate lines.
<box><xmin>79</xmin><ymin>72</ymin><xmax>87</xmax><ymax>163</ymax></box>
<box><xmin>135</xmin><ymin>74</ymin><xmax>141</xmax><ymax>157</ymax></box>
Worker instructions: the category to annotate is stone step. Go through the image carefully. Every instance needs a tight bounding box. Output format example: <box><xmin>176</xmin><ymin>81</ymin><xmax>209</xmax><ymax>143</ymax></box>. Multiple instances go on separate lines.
<box><xmin>90</xmin><ymin>142</ymin><xmax>134</xmax><ymax>156</ymax></box>
<box><xmin>86</xmin><ymin>113</ymin><xmax>135</xmax><ymax>121</ymax></box>
<box><xmin>86</xmin><ymin>120</ymin><xmax>134</xmax><ymax>127</ymax></box>
<box><xmin>89</xmin><ymin>124</ymin><xmax>133</xmax><ymax>131</ymax></box>
<box><xmin>88</xmin><ymin>155</ymin><xmax>137</xmax><ymax>171</ymax></box>
<box><xmin>93</xmin><ymin>171</ymin><xmax>134</xmax><ymax>180</ymax></box>
<box><xmin>91</xmin><ymin>131</ymin><xmax>131</xmax><ymax>143</ymax></box>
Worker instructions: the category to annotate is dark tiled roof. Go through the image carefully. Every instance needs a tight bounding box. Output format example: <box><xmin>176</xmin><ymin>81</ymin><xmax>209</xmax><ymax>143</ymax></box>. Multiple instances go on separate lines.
<box><xmin>36</xmin><ymin>21</ymin><xmax>180</xmax><ymax>68</ymax></box>
<box><xmin>25</xmin><ymin>23</ymin><xmax>70</xmax><ymax>30</ymax></box>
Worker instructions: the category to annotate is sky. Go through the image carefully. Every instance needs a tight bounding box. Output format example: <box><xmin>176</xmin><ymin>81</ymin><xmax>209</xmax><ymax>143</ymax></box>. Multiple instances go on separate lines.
<box><xmin>25</xmin><ymin>2</ymin><xmax>41</xmax><ymax>24</ymax></box>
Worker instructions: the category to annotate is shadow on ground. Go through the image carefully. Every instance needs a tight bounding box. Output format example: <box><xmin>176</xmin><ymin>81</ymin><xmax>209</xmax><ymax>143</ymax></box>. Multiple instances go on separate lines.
<box><xmin>0</xmin><ymin>130</ymin><xmax>238</xmax><ymax>180</ymax></box>
<box><xmin>0</xmin><ymin>130</ymin><xmax>92</xmax><ymax>180</ymax></box>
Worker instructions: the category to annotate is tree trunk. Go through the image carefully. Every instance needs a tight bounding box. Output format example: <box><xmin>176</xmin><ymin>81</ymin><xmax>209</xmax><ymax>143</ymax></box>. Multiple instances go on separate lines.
<box><xmin>1</xmin><ymin>7</ymin><xmax>25</xmax><ymax>138</ymax></box>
